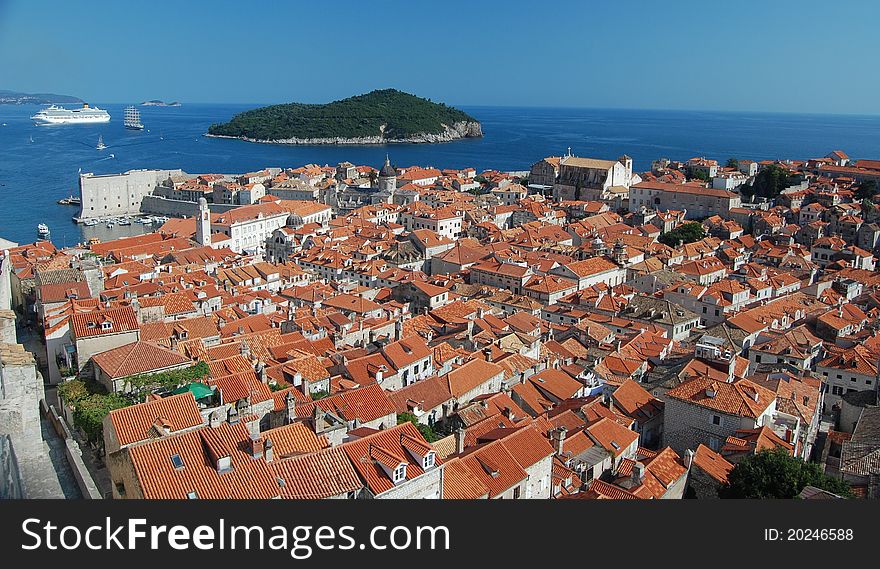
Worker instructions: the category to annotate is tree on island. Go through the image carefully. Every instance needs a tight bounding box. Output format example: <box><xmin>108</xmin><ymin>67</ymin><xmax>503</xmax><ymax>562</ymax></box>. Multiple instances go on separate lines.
<box><xmin>659</xmin><ymin>222</ymin><xmax>706</xmax><ymax>248</ymax></box>
<box><xmin>719</xmin><ymin>448</ymin><xmax>853</xmax><ymax>499</ymax></box>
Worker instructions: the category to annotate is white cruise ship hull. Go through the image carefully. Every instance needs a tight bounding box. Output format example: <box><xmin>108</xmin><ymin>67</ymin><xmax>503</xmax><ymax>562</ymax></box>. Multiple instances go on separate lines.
<box><xmin>33</xmin><ymin>115</ymin><xmax>111</xmax><ymax>125</ymax></box>
<box><xmin>31</xmin><ymin>104</ymin><xmax>111</xmax><ymax>125</ymax></box>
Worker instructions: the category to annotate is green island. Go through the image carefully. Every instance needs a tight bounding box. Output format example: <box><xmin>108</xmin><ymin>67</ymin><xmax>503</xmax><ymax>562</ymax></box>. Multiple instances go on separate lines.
<box><xmin>206</xmin><ymin>88</ymin><xmax>482</xmax><ymax>144</ymax></box>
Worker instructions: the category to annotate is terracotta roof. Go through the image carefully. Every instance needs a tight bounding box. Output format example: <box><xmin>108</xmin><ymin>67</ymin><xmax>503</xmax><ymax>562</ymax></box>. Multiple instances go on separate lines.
<box><xmin>692</xmin><ymin>444</ymin><xmax>735</xmax><ymax>483</ymax></box>
<box><xmin>261</xmin><ymin>422</ymin><xmax>329</xmax><ymax>458</ymax></box>
<box><xmin>441</xmin><ymin>457</ymin><xmax>490</xmax><ymax>499</ymax></box>
<box><xmin>127</xmin><ymin>421</ymin><xmax>280</xmax><ymax>499</ymax></box>
<box><xmin>387</xmin><ymin>374</ymin><xmax>453</xmax><ymax>414</ymax></box>
<box><xmin>70</xmin><ymin>305</ymin><xmax>139</xmax><ymax>339</ymax></box>
<box><xmin>297</xmin><ymin>383</ymin><xmax>396</xmax><ymax>425</ymax></box>
<box><xmin>582</xmin><ymin>478</ymin><xmax>640</xmax><ymax>499</ymax></box>
<box><xmin>92</xmin><ymin>341</ymin><xmax>191</xmax><ymax>380</ymax></box>
<box><xmin>382</xmin><ymin>335</ymin><xmax>431</xmax><ymax>370</ymax></box>
<box><xmin>107</xmin><ymin>392</ymin><xmax>204</xmax><ymax>447</ymax></box>
<box><xmin>341</xmin><ymin>422</ymin><xmax>440</xmax><ymax>496</ymax></box>
<box><xmin>586</xmin><ymin>417</ymin><xmax>639</xmax><ymax>458</ymax></box>
<box><xmin>459</xmin><ymin>438</ymin><xmax>528</xmax><ymax>498</ymax></box>
<box><xmin>442</xmin><ymin>359</ymin><xmax>503</xmax><ymax>399</ymax></box>
<box><xmin>666</xmin><ymin>376</ymin><xmax>776</xmax><ymax>419</ymax></box>
<box><xmin>270</xmin><ymin>446</ymin><xmax>363</xmax><ymax>499</ymax></box>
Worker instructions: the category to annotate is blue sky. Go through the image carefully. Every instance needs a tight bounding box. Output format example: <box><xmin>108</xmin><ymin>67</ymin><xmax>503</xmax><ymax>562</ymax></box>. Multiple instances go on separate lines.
<box><xmin>1</xmin><ymin>0</ymin><xmax>877</xmax><ymax>114</ymax></box>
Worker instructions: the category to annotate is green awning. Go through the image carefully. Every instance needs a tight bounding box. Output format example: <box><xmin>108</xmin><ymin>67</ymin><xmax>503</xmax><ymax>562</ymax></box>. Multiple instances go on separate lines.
<box><xmin>172</xmin><ymin>382</ymin><xmax>214</xmax><ymax>400</ymax></box>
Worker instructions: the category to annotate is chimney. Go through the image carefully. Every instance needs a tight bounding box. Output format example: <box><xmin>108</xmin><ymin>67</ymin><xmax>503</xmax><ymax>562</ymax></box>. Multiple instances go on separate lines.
<box><xmin>264</xmin><ymin>438</ymin><xmax>274</xmax><ymax>462</ymax></box>
<box><xmin>286</xmin><ymin>391</ymin><xmax>297</xmax><ymax>422</ymax></box>
<box><xmin>248</xmin><ymin>432</ymin><xmax>265</xmax><ymax>459</ymax></box>
<box><xmin>454</xmin><ymin>428</ymin><xmax>466</xmax><ymax>454</ymax></box>
<box><xmin>227</xmin><ymin>405</ymin><xmax>240</xmax><ymax>424</ymax></box>
<box><xmin>374</xmin><ymin>365</ymin><xmax>386</xmax><ymax>383</ymax></box>
<box><xmin>631</xmin><ymin>462</ymin><xmax>646</xmax><ymax>486</ymax></box>
<box><xmin>551</xmin><ymin>426</ymin><xmax>567</xmax><ymax>456</ymax></box>
<box><xmin>604</xmin><ymin>391</ymin><xmax>615</xmax><ymax>414</ymax></box>
<box><xmin>395</xmin><ymin>318</ymin><xmax>403</xmax><ymax>341</ymax></box>
<box><xmin>684</xmin><ymin>448</ymin><xmax>695</xmax><ymax>469</ymax></box>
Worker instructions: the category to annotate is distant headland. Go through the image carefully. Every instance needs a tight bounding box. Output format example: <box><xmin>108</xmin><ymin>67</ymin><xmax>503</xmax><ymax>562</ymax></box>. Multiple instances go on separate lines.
<box><xmin>205</xmin><ymin>89</ymin><xmax>483</xmax><ymax>145</ymax></box>
<box><xmin>141</xmin><ymin>100</ymin><xmax>182</xmax><ymax>107</ymax></box>
<box><xmin>0</xmin><ymin>90</ymin><xmax>83</xmax><ymax>105</ymax></box>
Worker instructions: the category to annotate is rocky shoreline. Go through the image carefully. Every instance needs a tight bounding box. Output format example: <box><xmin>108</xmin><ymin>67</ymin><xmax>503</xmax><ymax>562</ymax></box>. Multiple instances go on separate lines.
<box><xmin>204</xmin><ymin>120</ymin><xmax>483</xmax><ymax>145</ymax></box>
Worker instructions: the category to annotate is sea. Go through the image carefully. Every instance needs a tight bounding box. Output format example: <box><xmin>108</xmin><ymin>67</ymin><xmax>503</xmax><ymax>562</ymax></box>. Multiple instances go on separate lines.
<box><xmin>1</xmin><ymin>103</ymin><xmax>880</xmax><ymax>248</ymax></box>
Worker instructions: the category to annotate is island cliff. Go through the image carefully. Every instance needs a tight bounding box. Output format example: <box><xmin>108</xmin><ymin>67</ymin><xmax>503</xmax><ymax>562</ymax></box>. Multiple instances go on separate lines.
<box><xmin>205</xmin><ymin>89</ymin><xmax>482</xmax><ymax>145</ymax></box>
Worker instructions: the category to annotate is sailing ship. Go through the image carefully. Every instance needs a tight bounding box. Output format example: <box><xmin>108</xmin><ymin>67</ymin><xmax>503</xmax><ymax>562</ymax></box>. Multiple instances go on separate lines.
<box><xmin>124</xmin><ymin>106</ymin><xmax>144</xmax><ymax>130</ymax></box>
<box><xmin>96</xmin><ymin>135</ymin><xmax>106</xmax><ymax>150</ymax></box>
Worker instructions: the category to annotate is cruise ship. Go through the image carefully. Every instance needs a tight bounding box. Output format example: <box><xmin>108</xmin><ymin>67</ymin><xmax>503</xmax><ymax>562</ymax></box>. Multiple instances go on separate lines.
<box><xmin>31</xmin><ymin>103</ymin><xmax>111</xmax><ymax>125</ymax></box>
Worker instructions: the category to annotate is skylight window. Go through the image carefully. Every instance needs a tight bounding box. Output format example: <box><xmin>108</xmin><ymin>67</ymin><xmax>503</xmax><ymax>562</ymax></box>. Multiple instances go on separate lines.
<box><xmin>171</xmin><ymin>454</ymin><xmax>185</xmax><ymax>469</ymax></box>
<box><xmin>186</xmin><ymin>491</ymin><xmax>198</xmax><ymax>499</ymax></box>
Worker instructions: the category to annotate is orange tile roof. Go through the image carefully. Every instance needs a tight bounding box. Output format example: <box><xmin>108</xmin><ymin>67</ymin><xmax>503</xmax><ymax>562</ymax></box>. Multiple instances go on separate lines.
<box><xmin>586</xmin><ymin>417</ymin><xmax>639</xmax><ymax>458</ymax></box>
<box><xmin>341</xmin><ymin>422</ymin><xmax>440</xmax><ymax>496</ymax></box>
<box><xmin>459</xmin><ymin>438</ymin><xmax>528</xmax><ymax>498</ymax></box>
<box><xmin>92</xmin><ymin>341</ymin><xmax>192</xmax><ymax>380</ymax></box>
<box><xmin>127</xmin><ymin>421</ymin><xmax>280</xmax><ymax>499</ymax></box>
<box><xmin>107</xmin><ymin>392</ymin><xmax>204</xmax><ymax>448</ymax></box>
<box><xmin>270</xmin><ymin>446</ymin><xmax>363</xmax><ymax>499</ymax></box>
<box><xmin>441</xmin><ymin>457</ymin><xmax>489</xmax><ymax>499</ymax></box>
<box><xmin>297</xmin><ymin>383</ymin><xmax>396</xmax><ymax>425</ymax></box>
<box><xmin>692</xmin><ymin>444</ymin><xmax>735</xmax><ymax>483</ymax></box>
<box><xmin>444</xmin><ymin>359</ymin><xmax>504</xmax><ymax>398</ymax></box>
<box><xmin>70</xmin><ymin>305</ymin><xmax>139</xmax><ymax>339</ymax></box>
<box><xmin>666</xmin><ymin>377</ymin><xmax>776</xmax><ymax>419</ymax></box>
<box><xmin>261</xmin><ymin>422</ymin><xmax>329</xmax><ymax>458</ymax></box>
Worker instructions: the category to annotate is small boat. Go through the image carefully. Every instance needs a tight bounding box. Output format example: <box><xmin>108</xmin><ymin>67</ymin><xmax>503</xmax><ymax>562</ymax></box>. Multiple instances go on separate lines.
<box><xmin>84</xmin><ymin>219</ymin><xmax>99</xmax><ymax>227</ymax></box>
<box><xmin>96</xmin><ymin>135</ymin><xmax>107</xmax><ymax>150</ymax></box>
<box><xmin>29</xmin><ymin>135</ymin><xmax>34</xmax><ymax>143</ymax></box>
<box><xmin>118</xmin><ymin>218</ymin><xmax>131</xmax><ymax>226</ymax></box>
<box><xmin>57</xmin><ymin>195</ymin><xmax>81</xmax><ymax>205</ymax></box>
<box><xmin>87</xmin><ymin>237</ymin><xmax>101</xmax><ymax>246</ymax></box>
<box><xmin>106</xmin><ymin>221</ymin><xmax>114</xmax><ymax>228</ymax></box>
<box><xmin>37</xmin><ymin>223</ymin><xmax>50</xmax><ymax>238</ymax></box>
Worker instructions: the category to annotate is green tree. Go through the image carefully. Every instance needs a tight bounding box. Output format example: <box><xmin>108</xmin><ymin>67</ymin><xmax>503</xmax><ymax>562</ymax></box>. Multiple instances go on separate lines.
<box><xmin>73</xmin><ymin>392</ymin><xmax>130</xmax><ymax>446</ymax></box>
<box><xmin>690</xmin><ymin>169</ymin><xmax>710</xmax><ymax>182</ymax></box>
<box><xmin>397</xmin><ymin>412</ymin><xmax>440</xmax><ymax>443</ymax></box>
<box><xmin>855</xmin><ymin>180</ymin><xmax>878</xmax><ymax>201</ymax></box>
<box><xmin>658</xmin><ymin>222</ymin><xmax>706</xmax><ymax>247</ymax></box>
<box><xmin>720</xmin><ymin>448</ymin><xmax>853</xmax><ymax>499</ymax></box>
<box><xmin>745</xmin><ymin>164</ymin><xmax>794</xmax><ymax>199</ymax></box>
<box><xmin>57</xmin><ymin>379</ymin><xmax>89</xmax><ymax>405</ymax></box>
<box><xmin>726</xmin><ymin>158</ymin><xmax>739</xmax><ymax>169</ymax></box>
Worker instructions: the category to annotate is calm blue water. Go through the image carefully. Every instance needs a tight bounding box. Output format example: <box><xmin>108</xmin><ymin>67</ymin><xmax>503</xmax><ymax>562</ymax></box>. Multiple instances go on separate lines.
<box><xmin>1</xmin><ymin>103</ymin><xmax>880</xmax><ymax>247</ymax></box>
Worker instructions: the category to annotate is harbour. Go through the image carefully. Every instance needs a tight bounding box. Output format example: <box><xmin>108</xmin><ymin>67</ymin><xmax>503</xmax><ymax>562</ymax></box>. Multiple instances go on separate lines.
<box><xmin>3</xmin><ymin>102</ymin><xmax>880</xmax><ymax>247</ymax></box>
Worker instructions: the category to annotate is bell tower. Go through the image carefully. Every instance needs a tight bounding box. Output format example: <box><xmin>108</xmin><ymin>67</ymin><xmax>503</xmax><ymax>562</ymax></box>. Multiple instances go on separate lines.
<box><xmin>196</xmin><ymin>197</ymin><xmax>211</xmax><ymax>246</ymax></box>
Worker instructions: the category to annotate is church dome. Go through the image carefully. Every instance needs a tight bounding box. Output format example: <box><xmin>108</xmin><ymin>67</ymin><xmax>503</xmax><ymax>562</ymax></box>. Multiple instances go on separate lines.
<box><xmin>288</xmin><ymin>213</ymin><xmax>304</xmax><ymax>229</ymax></box>
<box><xmin>379</xmin><ymin>155</ymin><xmax>396</xmax><ymax>178</ymax></box>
